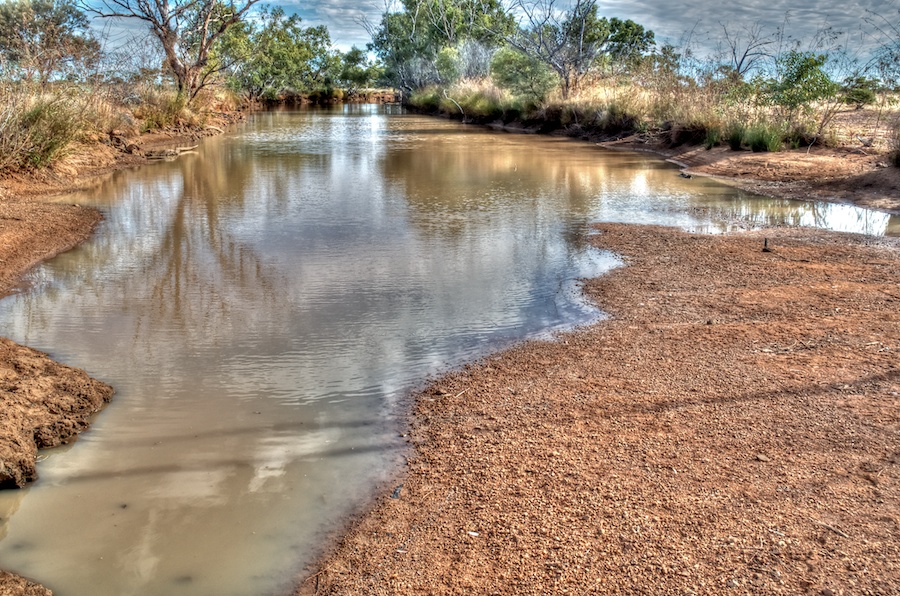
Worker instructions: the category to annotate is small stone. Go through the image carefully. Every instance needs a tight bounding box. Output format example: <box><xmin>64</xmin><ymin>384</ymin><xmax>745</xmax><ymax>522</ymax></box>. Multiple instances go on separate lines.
<box><xmin>756</xmin><ymin>454</ymin><xmax>771</xmax><ymax>462</ymax></box>
<box><xmin>726</xmin><ymin>579</ymin><xmax>739</xmax><ymax>588</ymax></box>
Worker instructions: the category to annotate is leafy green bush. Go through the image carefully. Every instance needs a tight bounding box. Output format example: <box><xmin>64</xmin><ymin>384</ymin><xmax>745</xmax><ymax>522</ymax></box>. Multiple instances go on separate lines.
<box><xmin>436</xmin><ymin>47</ymin><xmax>461</xmax><ymax>84</ymax></box>
<box><xmin>490</xmin><ymin>47</ymin><xmax>557</xmax><ymax>104</ymax></box>
<box><xmin>842</xmin><ymin>76</ymin><xmax>878</xmax><ymax>110</ymax></box>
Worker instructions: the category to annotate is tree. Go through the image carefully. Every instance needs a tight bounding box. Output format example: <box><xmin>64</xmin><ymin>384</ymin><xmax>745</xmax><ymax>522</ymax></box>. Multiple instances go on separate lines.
<box><xmin>490</xmin><ymin>46</ymin><xmax>556</xmax><ymax>102</ymax></box>
<box><xmin>217</xmin><ymin>7</ymin><xmax>337</xmax><ymax>100</ymax></box>
<box><xmin>717</xmin><ymin>21</ymin><xmax>775</xmax><ymax>80</ymax></box>
<box><xmin>335</xmin><ymin>47</ymin><xmax>382</xmax><ymax>93</ymax></box>
<box><xmin>84</xmin><ymin>0</ymin><xmax>262</xmax><ymax>101</ymax></box>
<box><xmin>842</xmin><ymin>75</ymin><xmax>878</xmax><ymax>109</ymax></box>
<box><xmin>0</xmin><ymin>0</ymin><xmax>100</xmax><ymax>85</ymax></box>
<box><xmin>366</xmin><ymin>0</ymin><xmax>514</xmax><ymax>89</ymax></box>
<box><xmin>765</xmin><ymin>51</ymin><xmax>837</xmax><ymax>120</ymax></box>
<box><xmin>505</xmin><ymin>0</ymin><xmax>654</xmax><ymax>98</ymax></box>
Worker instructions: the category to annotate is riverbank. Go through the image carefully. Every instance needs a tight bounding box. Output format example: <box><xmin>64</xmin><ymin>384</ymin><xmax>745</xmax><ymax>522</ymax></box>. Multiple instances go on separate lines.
<box><xmin>0</xmin><ymin>107</ymin><xmax>898</xmax><ymax>594</ymax></box>
<box><xmin>298</xmin><ymin>223</ymin><xmax>899</xmax><ymax>595</ymax></box>
<box><xmin>601</xmin><ymin>135</ymin><xmax>900</xmax><ymax>215</ymax></box>
<box><xmin>0</xmin><ymin>116</ymin><xmax>242</xmax><ymax>592</ymax></box>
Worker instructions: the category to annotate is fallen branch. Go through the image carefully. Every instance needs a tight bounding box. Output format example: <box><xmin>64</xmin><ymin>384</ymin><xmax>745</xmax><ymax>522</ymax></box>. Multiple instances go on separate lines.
<box><xmin>811</xmin><ymin>517</ymin><xmax>849</xmax><ymax>538</ymax></box>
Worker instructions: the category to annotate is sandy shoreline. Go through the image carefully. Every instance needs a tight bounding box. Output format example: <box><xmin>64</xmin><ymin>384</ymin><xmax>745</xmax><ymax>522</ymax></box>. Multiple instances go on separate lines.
<box><xmin>298</xmin><ymin>224</ymin><xmax>899</xmax><ymax>595</ymax></box>
<box><xmin>1</xmin><ymin>113</ymin><xmax>898</xmax><ymax>593</ymax></box>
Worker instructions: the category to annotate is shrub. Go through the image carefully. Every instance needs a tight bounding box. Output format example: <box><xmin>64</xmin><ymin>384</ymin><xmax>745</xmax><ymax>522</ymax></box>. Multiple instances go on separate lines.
<box><xmin>704</xmin><ymin>125</ymin><xmax>721</xmax><ymax>149</ymax></box>
<box><xmin>0</xmin><ymin>86</ymin><xmax>84</xmax><ymax>173</ymax></box>
<box><xmin>490</xmin><ymin>47</ymin><xmax>557</xmax><ymax>104</ymax></box>
<box><xmin>745</xmin><ymin>123</ymin><xmax>782</xmax><ymax>152</ymax></box>
<box><xmin>842</xmin><ymin>76</ymin><xmax>878</xmax><ymax>110</ymax></box>
<box><xmin>725</xmin><ymin>122</ymin><xmax>746</xmax><ymax>150</ymax></box>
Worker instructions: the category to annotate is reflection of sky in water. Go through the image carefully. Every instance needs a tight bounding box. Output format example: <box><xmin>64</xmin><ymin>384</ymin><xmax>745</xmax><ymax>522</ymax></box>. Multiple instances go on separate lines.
<box><xmin>0</xmin><ymin>106</ymin><xmax>895</xmax><ymax>596</ymax></box>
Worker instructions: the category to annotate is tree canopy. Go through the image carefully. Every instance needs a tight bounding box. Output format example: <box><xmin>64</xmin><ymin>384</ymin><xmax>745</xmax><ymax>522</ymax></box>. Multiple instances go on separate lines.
<box><xmin>506</xmin><ymin>0</ymin><xmax>654</xmax><ymax>98</ymax></box>
<box><xmin>0</xmin><ymin>0</ymin><xmax>100</xmax><ymax>84</ymax></box>
<box><xmin>84</xmin><ymin>0</ymin><xmax>263</xmax><ymax>100</ymax></box>
<box><xmin>217</xmin><ymin>7</ymin><xmax>336</xmax><ymax>100</ymax></box>
<box><xmin>368</xmin><ymin>0</ymin><xmax>514</xmax><ymax>89</ymax></box>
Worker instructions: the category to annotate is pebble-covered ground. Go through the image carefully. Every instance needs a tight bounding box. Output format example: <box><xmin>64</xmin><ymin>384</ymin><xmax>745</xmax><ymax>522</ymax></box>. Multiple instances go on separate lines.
<box><xmin>300</xmin><ymin>224</ymin><xmax>899</xmax><ymax>596</ymax></box>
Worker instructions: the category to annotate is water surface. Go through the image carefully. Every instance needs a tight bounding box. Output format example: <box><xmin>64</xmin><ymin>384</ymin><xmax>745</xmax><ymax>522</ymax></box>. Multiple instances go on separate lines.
<box><xmin>0</xmin><ymin>105</ymin><xmax>896</xmax><ymax>596</ymax></box>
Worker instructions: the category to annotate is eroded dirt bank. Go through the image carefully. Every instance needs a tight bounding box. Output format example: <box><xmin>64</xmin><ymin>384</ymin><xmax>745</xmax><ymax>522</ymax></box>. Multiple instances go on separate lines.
<box><xmin>602</xmin><ymin>138</ymin><xmax>900</xmax><ymax>215</ymax></box>
<box><xmin>299</xmin><ymin>224</ymin><xmax>899</xmax><ymax>595</ymax></box>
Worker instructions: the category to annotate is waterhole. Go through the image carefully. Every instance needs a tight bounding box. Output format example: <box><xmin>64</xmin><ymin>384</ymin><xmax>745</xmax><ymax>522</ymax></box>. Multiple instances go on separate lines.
<box><xmin>0</xmin><ymin>105</ymin><xmax>895</xmax><ymax>595</ymax></box>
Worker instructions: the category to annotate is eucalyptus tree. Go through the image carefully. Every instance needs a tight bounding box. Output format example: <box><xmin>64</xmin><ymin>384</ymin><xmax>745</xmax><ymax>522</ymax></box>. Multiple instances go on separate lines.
<box><xmin>504</xmin><ymin>0</ymin><xmax>654</xmax><ymax>98</ymax></box>
<box><xmin>217</xmin><ymin>7</ymin><xmax>337</xmax><ymax>100</ymax></box>
<box><xmin>83</xmin><ymin>0</ymin><xmax>262</xmax><ymax>101</ymax></box>
<box><xmin>337</xmin><ymin>46</ymin><xmax>383</xmax><ymax>92</ymax></box>
<box><xmin>367</xmin><ymin>0</ymin><xmax>514</xmax><ymax>89</ymax></box>
<box><xmin>0</xmin><ymin>0</ymin><xmax>100</xmax><ymax>85</ymax></box>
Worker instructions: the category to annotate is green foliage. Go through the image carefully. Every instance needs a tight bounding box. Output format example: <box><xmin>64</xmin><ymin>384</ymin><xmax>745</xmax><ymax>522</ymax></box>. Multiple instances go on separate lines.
<box><xmin>408</xmin><ymin>86</ymin><xmax>443</xmax><ymax>110</ymax></box>
<box><xmin>765</xmin><ymin>51</ymin><xmax>837</xmax><ymax>117</ymax></box>
<box><xmin>726</xmin><ymin>123</ymin><xmax>746</xmax><ymax>150</ymax></box>
<box><xmin>508</xmin><ymin>0</ymin><xmax>654</xmax><ymax>98</ymax></box>
<box><xmin>436</xmin><ymin>47</ymin><xmax>461</xmax><ymax>83</ymax></box>
<box><xmin>0</xmin><ymin>0</ymin><xmax>100</xmax><ymax>85</ymax></box>
<box><xmin>745</xmin><ymin>123</ymin><xmax>782</xmax><ymax>152</ymax></box>
<box><xmin>490</xmin><ymin>47</ymin><xmax>557</xmax><ymax>103</ymax></box>
<box><xmin>842</xmin><ymin>76</ymin><xmax>878</xmax><ymax>109</ymax></box>
<box><xmin>217</xmin><ymin>7</ymin><xmax>336</xmax><ymax>100</ymax></box>
<box><xmin>368</xmin><ymin>0</ymin><xmax>514</xmax><ymax>89</ymax></box>
<box><xmin>336</xmin><ymin>47</ymin><xmax>383</xmax><ymax>91</ymax></box>
<box><xmin>704</xmin><ymin>125</ymin><xmax>721</xmax><ymax>149</ymax></box>
<box><xmin>595</xmin><ymin>102</ymin><xmax>642</xmax><ymax>132</ymax></box>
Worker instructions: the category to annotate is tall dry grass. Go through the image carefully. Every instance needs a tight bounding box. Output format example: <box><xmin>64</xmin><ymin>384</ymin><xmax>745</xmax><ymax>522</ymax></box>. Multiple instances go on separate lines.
<box><xmin>0</xmin><ymin>83</ymin><xmax>86</xmax><ymax>173</ymax></box>
<box><xmin>409</xmin><ymin>71</ymin><xmax>899</xmax><ymax>156</ymax></box>
<box><xmin>0</xmin><ymin>80</ymin><xmax>243</xmax><ymax>175</ymax></box>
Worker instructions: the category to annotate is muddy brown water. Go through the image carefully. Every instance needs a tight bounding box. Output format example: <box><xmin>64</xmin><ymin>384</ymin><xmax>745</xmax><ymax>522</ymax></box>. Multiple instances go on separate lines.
<box><xmin>0</xmin><ymin>105</ymin><xmax>896</xmax><ymax>596</ymax></box>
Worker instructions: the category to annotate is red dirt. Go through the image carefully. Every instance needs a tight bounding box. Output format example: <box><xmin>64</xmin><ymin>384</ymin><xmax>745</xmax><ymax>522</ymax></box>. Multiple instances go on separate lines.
<box><xmin>298</xmin><ymin>225</ymin><xmax>899</xmax><ymax>596</ymax></box>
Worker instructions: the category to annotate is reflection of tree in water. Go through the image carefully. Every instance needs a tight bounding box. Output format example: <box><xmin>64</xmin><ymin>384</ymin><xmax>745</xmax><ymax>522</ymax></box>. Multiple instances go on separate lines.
<box><xmin>378</xmin><ymin>133</ymin><xmax>613</xmax><ymax>247</ymax></box>
<box><xmin>137</xmin><ymin>142</ymin><xmax>284</xmax><ymax>344</ymax></box>
<box><xmin>706</xmin><ymin>196</ymin><xmax>894</xmax><ymax>235</ymax></box>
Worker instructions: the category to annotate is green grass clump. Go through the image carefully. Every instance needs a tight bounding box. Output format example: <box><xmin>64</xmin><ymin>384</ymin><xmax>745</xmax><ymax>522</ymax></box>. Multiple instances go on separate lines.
<box><xmin>745</xmin><ymin>123</ymin><xmax>782</xmax><ymax>152</ymax></box>
<box><xmin>408</xmin><ymin>86</ymin><xmax>442</xmax><ymax>111</ymax></box>
<box><xmin>704</xmin><ymin>125</ymin><xmax>721</xmax><ymax>149</ymax></box>
<box><xmin>725</xmin><ymin>123</ymin><xmax>746</xmax><ymax>150</ymax></box>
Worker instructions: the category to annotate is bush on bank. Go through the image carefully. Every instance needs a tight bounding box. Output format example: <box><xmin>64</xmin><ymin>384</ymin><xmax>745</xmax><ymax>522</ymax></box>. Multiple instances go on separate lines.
<box><xmin>0</xmin><ymin>81</ymin><xmax>245</xmax><ymax>176</ymax></box>
<box><xmin>406</xmin><ymin>74</ymin><xmax>900</xmax><ymax>160</ymax></box>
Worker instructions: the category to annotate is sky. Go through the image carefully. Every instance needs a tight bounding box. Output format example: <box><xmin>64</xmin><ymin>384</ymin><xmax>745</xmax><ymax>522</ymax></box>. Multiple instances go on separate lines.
<box><xmin>281</xmin><ymin>0</ymin><xmax>895</xmax><ymax>53</ymax></box>
<box><xmin>95</xmin><ymin>0</ymin><xmax>895</xmax><ymax>59</ymax></box>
